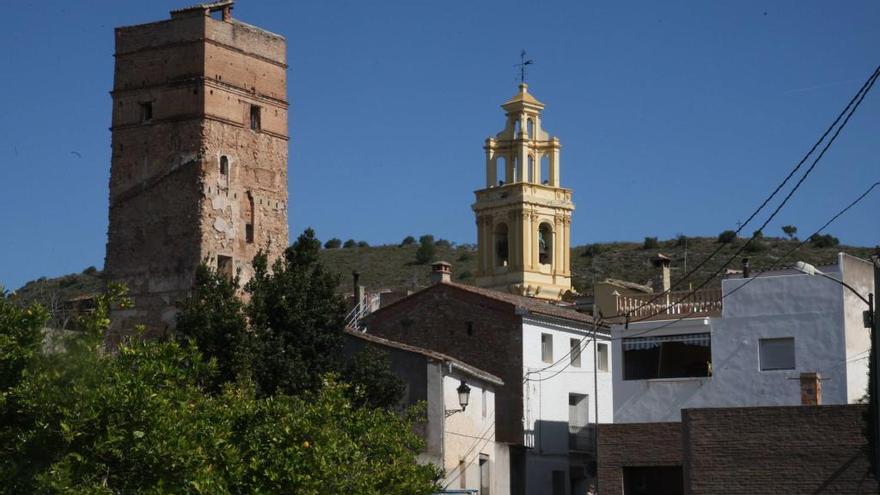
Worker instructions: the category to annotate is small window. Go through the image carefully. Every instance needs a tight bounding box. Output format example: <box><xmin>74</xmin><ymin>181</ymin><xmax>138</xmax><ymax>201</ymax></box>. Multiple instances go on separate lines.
<box><xmin>479</xmin><ymin>454</ymin><xmax>490</xmax><ymax>495</ymax></box>
<box><xmin>219</xmin><ymin>156</ymin><xmax>229</xmax><ymax>176</ymax></box>
<box><xmin>467</xmin><ymin>321</ymin><xmax>474</xmax><ymax>336</ymax></box>
<box><xmin>481</xmin><ymin>389</ymin><xmax>487</xmax><ymax>418</ymax></box>
<box><xmin>760</xmin><ymin>337</ymin><xmax>795</xmax><ymax>371</ymax></box>
<box><xmin>245</xmin><ymin>224</ymin><xmax>254</xmax><ymax>244</ymax></box>
<box><xmin>249</xmin><ymin>105</ymin><xmax>261</xmax><ymax>130</ymax></box>
<box><xmin>570</xmin><ymin>338</ymin><xmax>582</xmax><ymax>367</ymax></box>
<box><xmin>597</xmin><ymin>343</ymin><xmax>609</xmax><ymax>372</ymax></box>
<box><xmin>526</xmin><ymin>118</ymin><xmax>534</xmax><ymax>139</ymax></box>
<box><xmin>140</xmin><ymin>102</ymin><xmax>153</xmax><ymax>122</ymax></box>
<box><xmin>217</xmin><ymin>255</ymin><xmax>233</xmax><ymax>279</ymax></box>
<box><xmin>459</xmin><ymin>459</ymin><xmax>467</xmax><ymax>489</ymax></box>
<box><xmin>541</xmin><ymin>333</ymin><xmax>553</xmax><ymax>363</ymax></box>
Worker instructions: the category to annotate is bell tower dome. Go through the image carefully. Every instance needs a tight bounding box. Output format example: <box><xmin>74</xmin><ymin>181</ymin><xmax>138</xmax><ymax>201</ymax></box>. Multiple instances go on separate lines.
<box><xmin>472</xmin><ymin>84</ymin><xmax>574</xmax><ymax>300</ymax></box>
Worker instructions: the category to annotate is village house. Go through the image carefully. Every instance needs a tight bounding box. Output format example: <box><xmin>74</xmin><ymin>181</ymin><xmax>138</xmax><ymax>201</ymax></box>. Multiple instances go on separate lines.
<box><xmin>344</xmin><ymin>330</ymin><xmax>509</xmax><ymax>495</ymax></box>
<box><xmin>598</xmin><ymin>252</ymin><xmax>878</xmax><ymax>493</ymax></box>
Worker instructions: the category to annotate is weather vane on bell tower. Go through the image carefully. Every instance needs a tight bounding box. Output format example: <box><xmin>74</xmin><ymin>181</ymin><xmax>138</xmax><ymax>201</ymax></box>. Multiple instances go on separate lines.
<box><xmin>514</xmin><ymin>49</ymin><xmax>535</xmax><ymax>84</ymax></box>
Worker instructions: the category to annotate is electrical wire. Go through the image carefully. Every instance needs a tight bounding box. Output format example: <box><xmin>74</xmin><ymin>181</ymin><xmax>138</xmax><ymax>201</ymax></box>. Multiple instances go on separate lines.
<box><xmin>615</xmin><ymin>180</ymin><xmax>880</xmax><ymax>339</ymax></box>
<box><xmin>622</xmin><ymin>65</ymin><xmax>880</xmax><ymax>326</ymax></box>
<box><xmin>619</xmin><ymin>64</ymin><xmax>880</xmax><ymax>322</ymax></box>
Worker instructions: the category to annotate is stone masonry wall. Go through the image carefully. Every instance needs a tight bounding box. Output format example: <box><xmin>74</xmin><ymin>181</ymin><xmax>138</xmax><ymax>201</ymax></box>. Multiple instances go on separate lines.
<box><xmin>106</xmin><ymin>9</ymin><xmax>287</xmax><ymax>334</ymax></box>
<box><xmin>366</xmin><ymin>283</ymin><xmax>524</xmax><ymax>443</ymax></box>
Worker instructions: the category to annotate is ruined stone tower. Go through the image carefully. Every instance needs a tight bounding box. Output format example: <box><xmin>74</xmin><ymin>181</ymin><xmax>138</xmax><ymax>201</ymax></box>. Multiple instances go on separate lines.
<box><xmin>472</xmin><ymin>84</ymin><xmax>574</xmax><ymax>300</ymax></box>
<box><xmin>105</xmin><ymin>1</ymin><xmax>288</xmax><ymax>332</ymax></box>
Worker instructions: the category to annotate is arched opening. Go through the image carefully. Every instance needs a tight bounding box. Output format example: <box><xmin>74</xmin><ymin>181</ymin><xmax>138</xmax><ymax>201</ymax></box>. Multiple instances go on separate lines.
<box><xmin>539</xmin><ymin>223</ymin><xmax>553</xmax><ymax>265</ymax></box>
<box><xmin>540</xmin><ymin>154</ymin><xmax>550</xmax><ymax>185</ymax></box>
<box><xmin>219</xmin><ymin>155</ymin><xmax>229</xmax><ymax>176</ymax></box>
<box><xmin>527</xmin><ymin>118</ymin><xmax>534</xmax><ymax>139</ymax></box>
<box><xmin>494</xmin><ymin>223</ymin><xmax>509</xmax><ymax>267</ymax></box>
<box><xmin>514</xmin><ymin>118</ymin><xmax>521</xmax><ymax>136</ymax></box>
<box><xmin>496</xmin><ymin>156</ymin><xmax>506</xmax><ymax>186</ymax></box>
<box><xmin>243</xmin><ymin>191</ymin><xmax>255</xmax><ymax>244</ymax></box>
<box><xmin>512</xmin><ymin>156</ymin><xmax>519</xmax><ymax>182</ymax></box>
<box><xmin>527</xmin><ymin>155</ymin><xmax>535</xmax><ymax>183</ymax></box>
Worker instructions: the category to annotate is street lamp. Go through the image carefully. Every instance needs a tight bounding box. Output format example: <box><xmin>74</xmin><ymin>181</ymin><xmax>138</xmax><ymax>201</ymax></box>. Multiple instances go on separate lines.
<box><xmin>794</xmin><ymin>259</ymin><xmax>877</xmax><ymax>477</ymax></box>
<box><xmin>446</xmin><ymin>381</ymin><xmax>471</xmax><ymax>417</ymax></box>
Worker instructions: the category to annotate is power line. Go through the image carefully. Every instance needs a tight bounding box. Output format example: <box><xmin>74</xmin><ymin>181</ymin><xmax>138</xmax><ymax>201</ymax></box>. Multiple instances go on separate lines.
<box><xmin>615</xmin><ymin>180</ymin><xmax>879</xmax><ymax>339</ymax></box>
<box><xmin>623</xmin><ymin>65</ymin><xmax>880</xmax><ymax>326</ymax></box>
<box><xmin>620</xmin><ymin>64</ymin><xmax>880</xmax><ymax>322</ymax></box>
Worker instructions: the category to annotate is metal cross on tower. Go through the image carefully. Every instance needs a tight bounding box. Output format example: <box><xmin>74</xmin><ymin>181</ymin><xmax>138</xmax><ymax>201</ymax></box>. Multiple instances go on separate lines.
<box><xmin>515</xmin><ymin>49</ymin><xmax>535</xmax><ymax>84</ymax></box>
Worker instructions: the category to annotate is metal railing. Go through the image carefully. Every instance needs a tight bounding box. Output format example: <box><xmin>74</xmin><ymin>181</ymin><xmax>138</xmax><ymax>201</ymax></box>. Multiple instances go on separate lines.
<box><xmin>569</xmin><ymin>424</ymin><xmax>597</xmax><ymax>453</ymax></box>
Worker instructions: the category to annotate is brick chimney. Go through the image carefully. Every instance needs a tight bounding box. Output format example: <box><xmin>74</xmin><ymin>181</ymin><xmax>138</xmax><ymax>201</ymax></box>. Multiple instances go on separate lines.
<box><xmin>431</xmin><ymin>261</ymin><xmax>453</xmax><ymax>284</ymax></box>
<box><xmin>800</xmin><ymin>372</ymin><xmax>822</xmax><ymax>405</ymax></box>
<box><xmin>651</xmin><ymin>253</ymin><xmax>672</xmax><ymax>293</ymax></box>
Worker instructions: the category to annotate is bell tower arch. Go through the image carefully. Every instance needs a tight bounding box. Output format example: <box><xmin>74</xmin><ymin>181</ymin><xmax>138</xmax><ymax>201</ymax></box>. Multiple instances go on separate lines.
<box><xmin>472</xmin><ymin>84</ymin><xmax>574</xmax><ymax>300</ymax></box>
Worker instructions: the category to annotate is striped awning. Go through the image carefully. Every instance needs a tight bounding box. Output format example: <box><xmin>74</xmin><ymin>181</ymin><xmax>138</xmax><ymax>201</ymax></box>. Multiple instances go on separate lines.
<box><xmin>623</xmin><ymin>333</ymin><xmax>711</xmax><ymax>351</ymax></box>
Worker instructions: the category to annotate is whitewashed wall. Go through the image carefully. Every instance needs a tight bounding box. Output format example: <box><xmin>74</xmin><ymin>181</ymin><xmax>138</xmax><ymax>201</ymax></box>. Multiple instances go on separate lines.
<box><xmin>441</xmin><ymin>367</ymin><xmax>509</xmax><ymax>495</ymax></box>
<box><xmin>521</xmin><ymin>316</ymin><xmax>613</xmax><ymax>494</ymax></box>
<box><xmin>611</xmin><ymin>253</ymin><xmax>873</xmax><ymax>424</ymax></box>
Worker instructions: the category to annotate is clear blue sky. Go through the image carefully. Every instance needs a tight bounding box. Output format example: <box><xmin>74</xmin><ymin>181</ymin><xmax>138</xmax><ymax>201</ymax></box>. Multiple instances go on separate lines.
<box><xmin>1</xmin><ymin>0</ymin><xmax>878</xmax><ymax>290</ymax></box>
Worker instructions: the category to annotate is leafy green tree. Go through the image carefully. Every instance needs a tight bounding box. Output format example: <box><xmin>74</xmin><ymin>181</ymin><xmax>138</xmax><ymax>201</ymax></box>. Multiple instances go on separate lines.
<box><xmin>810</xmin><ymin>233</ymin><xmax>840</xmax><ymax>248</ymax></box>
<box><xmin>582</xmin><ymin>243</ymin><xmax>602</xmax><ymax>257</ymax></box>
<box><xmin>415</xmin><ymin>235</ymin><xmax>436</xmax><ymax>264</ymax></box>
<box><xmin>0</xmin><ymin>286</ymin><xmax>439</xmax><ymax>493</ymax></box>
<box><xmin>434</xmin><ymin>238</ymin><xmax>451</xmax><ymax>248</ymax></box>
<box><xmin>718</xmin><ymin>230</ymin><xmax>737</xmax><ymax>244</ymax></box>
<box><xmin>781</xmin><ymin>225</ymin><xmax>798</xmax><ymax>240</ymax></box>
<box><xmin>357</xmin><ymin>240</ymin><xmax>370</xmax><ymax>248</ymax></box>
<box><xmin>343</xmin><ymin>239</ymin><xmax>357</xmax><ymax>248</ymax></box>
<box><xmin>176</xmin><ymin>264</ymin><xmax>252</xmax><ymax>390</ymax></box>
<box><xmin>324</xmin><ymin>238</ymin><xmax>342</xmax><ymax>249</ymax></box>
<box><xmin>344</xmin><ymin>346</ymin><xmax>405</xmax><ymax>410</ymax></box>
<box><xmin>400</xmin><ymin>236</ymin><xmax>416</xmax><ymax>247</ymax></box>
<box><xmin>642</xmin><ymin>237</ymin><xmax>659</xmax><ymax>249</ymax></box>
<box><xmin>247</xmin><ymin>228</ymin><xmax>347</xmax><ymax>396</ymax></box>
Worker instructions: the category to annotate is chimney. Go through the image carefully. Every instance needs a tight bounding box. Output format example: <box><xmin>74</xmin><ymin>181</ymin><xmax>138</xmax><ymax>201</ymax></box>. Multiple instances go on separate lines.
<box><xmin>800</xmin><ymin>372</ymin><xmax>822</xmax><ymax>405</ymax></box>
<box><xmin>650</xmin><ymin>254</ymin><xmax>672</xmax><ymax>293</ymax></box>
<box><xmin>742</xmin><ymin>258</ymin><xmax>751</xmax><ymax>278</ymax></box>
<box><xmin>431</xmin><ymin>261</ymin><xmax>453</xmax><ymax>284</ymax></box>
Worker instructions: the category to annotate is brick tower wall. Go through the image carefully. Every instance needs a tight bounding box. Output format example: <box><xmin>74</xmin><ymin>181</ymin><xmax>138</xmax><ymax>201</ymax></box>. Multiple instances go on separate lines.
<box><xmin>106</xmin><ymin>8</ymin><xmax>288</xmax><ymax>335</ymax></box>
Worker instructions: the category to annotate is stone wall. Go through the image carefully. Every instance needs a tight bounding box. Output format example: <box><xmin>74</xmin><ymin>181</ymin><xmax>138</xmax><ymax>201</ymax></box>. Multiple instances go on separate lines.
<box><xmin>106</xmin><ymin>8</ymin><xmax>288</xmax><ymax>334</ymax></box>
<box><xmin>366</xmin><ymin>283</ymin><xmax>524</xmax><ymax>443</ymax></box>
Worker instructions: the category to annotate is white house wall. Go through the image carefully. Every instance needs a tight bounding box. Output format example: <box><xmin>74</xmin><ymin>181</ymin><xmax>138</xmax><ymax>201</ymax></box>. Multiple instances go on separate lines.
<box><xmin>612</xmin><ymin>257</ymin><xmax>872</xmax><ymax>424</ymax></box>
<box><xmin>841</xmin><ymin>253</ymin><xmax>874</xmax><ymax>403</ymax></box>
<box><xmin>521</xmin><ymin>316</ymin><xmax>613</xmax><ymax>494</ymax></box>
<box><xmin>441</xmin><ymin>368</ymin><xmax>509</xmax><ymax>495</ymax></box>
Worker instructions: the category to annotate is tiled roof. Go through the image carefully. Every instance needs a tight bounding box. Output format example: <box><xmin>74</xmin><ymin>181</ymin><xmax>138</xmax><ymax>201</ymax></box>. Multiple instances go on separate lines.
<box><xmin>444</xmin><ymin>282</ymin><xmax>601</xmax><ymax>326</ymax></box>
<box><xmin>345</xmin><ymin>329</ymin><xmax>504</xmax><ymax>386</ymax></box>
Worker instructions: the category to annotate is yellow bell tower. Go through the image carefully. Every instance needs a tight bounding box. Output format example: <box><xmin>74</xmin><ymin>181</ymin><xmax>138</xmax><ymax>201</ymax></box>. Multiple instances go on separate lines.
<box><xmin>472</xmin><ymin>83</ymin><xmax>574</xmax><ymax>300</ymax></box>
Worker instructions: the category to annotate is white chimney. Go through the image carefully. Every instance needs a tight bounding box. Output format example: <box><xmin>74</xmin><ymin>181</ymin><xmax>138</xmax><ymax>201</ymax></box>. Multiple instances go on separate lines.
<box><xmin>431</xmin><ymin>261</ymin><xmax>453</xmax><ymax>284</ymax></box>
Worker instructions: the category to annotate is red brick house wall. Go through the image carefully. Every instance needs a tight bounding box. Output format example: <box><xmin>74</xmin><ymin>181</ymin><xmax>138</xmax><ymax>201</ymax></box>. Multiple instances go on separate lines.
<box><xmin>366</xmin><ymin>284</ymin><xmax>524</xmax><ymax>443</ymax></box>
<box><xmin>683</xmin><ymin>405</ymin><xmax>878</xmax><ymax>494</ymax></box>
<box><xmin>597</xmin><ymin>422</ymin><xmax>683</xmax><ymax>495</ymax></box>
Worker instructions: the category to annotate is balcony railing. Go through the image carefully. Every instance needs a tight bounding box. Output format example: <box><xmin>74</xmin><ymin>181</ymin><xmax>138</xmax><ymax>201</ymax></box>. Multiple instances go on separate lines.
<box><xmin>569</xmin><ymin>424</ymin><xmax>596</xmax><ymax>453</ymax></box>
<box><xmin>615</xmin><ymin>288</ymin><xmax>722</xmax><ymax>321</ymax></box>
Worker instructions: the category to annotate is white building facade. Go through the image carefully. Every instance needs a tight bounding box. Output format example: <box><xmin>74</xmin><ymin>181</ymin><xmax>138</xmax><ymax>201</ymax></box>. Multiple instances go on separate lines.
<box><xmin>612</xmin><ymin>252</ymin><xmax>874</xmax><ymax>424</ymax></box>
<box><xmin>520</xmin><ymin>314</ymin><xmax>613</xmax><ymax>495</ymax></box>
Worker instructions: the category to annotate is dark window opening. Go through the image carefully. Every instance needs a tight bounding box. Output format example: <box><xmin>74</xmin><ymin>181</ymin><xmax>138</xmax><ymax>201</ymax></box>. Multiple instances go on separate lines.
<box><xmin>217</xmin><ymin>255</ymin><xmax>233</xmax><ymax>279</ymax></box>
<box><xmin>539</xmin><ymin>223</ymin><xmax>553</xmax><ymax>265</ymax></box>
<box><xmin>760</xmin><ymin>337</ymin><xmax>795</xmax><ymax>370</ymax></box>
<box><xmin>245</xmin><ymin>224</ymin><xmax>254</xmax><ymax>244</ymax></box>
<box><xmin>220</xmin><ymin>156</ymin><xmax>229</xmax><ymax>176</ymax></box>
<box><xmin>623</xmin><ymin>466</ymin><xmax>683</xmax><ymax>495</ymax></box>
<box><xmin>623</xmin><ymin>333</ymin><xmax>711</xmax><ymax>380</ymax></box>
<box><xmin>244</xmin><ymin>192</ymin><xmax>255</xmax><ymax>244</ymax></box>
<box><xmin>494</xmin><ymin>223</ymin><xmax>509</xmax><ymax>267</ymax></box>
<box><xmin>466</xmin><ymin>321</ymin><xmax>474</xmax><ymax>336</ymax></box>
<box><xmin>250</xmin><ymin>105</ymin><xmax>261</xmax><ymax>130</ymax></box>
<box><xmin>140</xmin><ymin>102</ymin><xmax>153</xmax><ymax>122</ymax></box>
<box><xmin>570</xmin><ymin>338</ymin><xmax>582</xmax><ymax>367</ymax></box>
